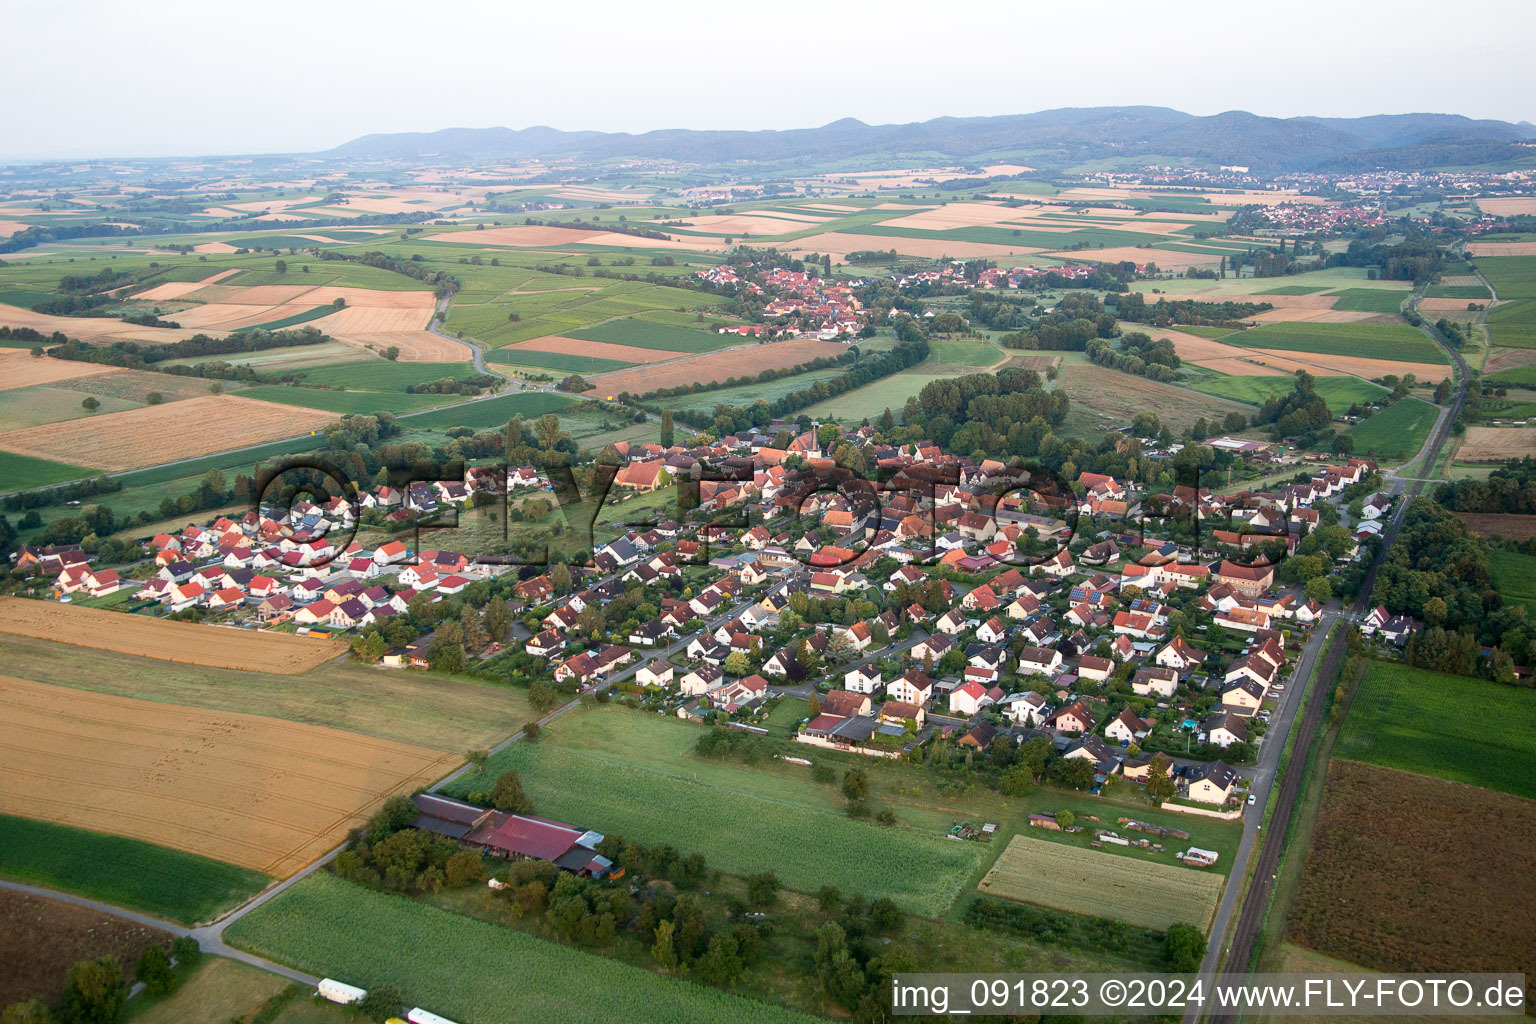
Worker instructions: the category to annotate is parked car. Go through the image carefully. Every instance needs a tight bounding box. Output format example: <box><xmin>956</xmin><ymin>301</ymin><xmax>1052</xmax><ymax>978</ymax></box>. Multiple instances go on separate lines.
<box><xmin>1247</xmin><ymin>794</ymin><xmax>1257</xmax><ymax>805</ymax></box>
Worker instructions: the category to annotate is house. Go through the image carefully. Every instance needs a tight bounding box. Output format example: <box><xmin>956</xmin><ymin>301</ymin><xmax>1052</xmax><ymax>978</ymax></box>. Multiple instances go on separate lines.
<box><xmin>948</xmin><ymin>680</ymin><xmax>995</xmax><ymax>716</ymax></box>
<box><xmin>1361</xmin><ymin>605</ymin><xmax>1390</xmax><ymax>635</ymax></box>
<box><xmin>1221</xmin><ymin>678</ymin><xmax>1267</xmax><ymax>716</ymax></box>
<box><xmin>1105</xmin><ymin>708</ymin><xmax>1152</xmax><ymax>744</ymax></box>
<box><xmin>1379</xmin><ymin>615</ymin><xmax>1416</xmax><ymax>645</ymax></box>
<box><xmin>636</xmin><ymin>659</ymin><xmax>675</xmax><ymax>688</ymax></box>
<box><xmin>1201</xmin><ymin>711</ymin><xmax>1248</xmax><ymax>748</ymax></box>
<box><xmin>1185</xmin><ymin>760</ymin><xmax>1236</xmax><ymax>804</ymax></box>
<box><xmin>886</xmin><ymin>669</ymin><xmax>934</xmax><ymax>706</ymax></box>
<box><xmin>255</xmin><ymin>594</ymin><xmax>294</xmax><ymax>623</ymax></box>
<box><xmin>997</xmin><ymin>691</ymin><xmax>1047</xmax><ymax>727</ymax></box>
<box><xmin>844</xmin><ymin>664</ymin><xmax>882</xmax><ymax>694</ymax></box>
<box><xmin>878</xmin><ymin>700</ymin><xmax>925</xmax><ymax>729</ymax></box>
<box><xmin>1215</xmin><ymin>560</ymin><xmax>1274</xmax><ymax>598</ymax></box>
<box><xmin>976</xmin><ymin>616</ymin><xmax>1008</xmax><ymax>645</ymax></box>
<box><xmin>909</xmin><ymin>634</ymin><xmax>953</xmax><ymax>664</ymax></box>
<box><xmin>1016</xmin><ymin>645</ymin><xmax>1063</xmax><ymax>677</ymax></box>
<box><xmin>1042</xmin><ymin>700</ymin><xmax>1094</xmax><ymax>734</ymax></box>
<box><xmin>1122</xmin><ymin>750</ymin><xmax>1172</xmax><ymax>782</ymax></box>
<box><xmin>821</xmin><ymin>689</ymin><xmax>872</xmax><ymax>719</ymax></box>
<box><xmin>1076</xmin><ymin>654</ymin><xmax>1114</xmax><ymax>683</ymax></box>
<box><xmin>1225</xmin><ymin>654</ymin><xmax>1278</xmax><ymax>691</ymax></box>
<box><xmin>1156</xmin><ymin>636</ymin><xmax>1207</xmax><ymax>672</ymax></box>
<box><xmin>678</xmin><ymin>664</ymin><xmax>723</xmax><ymax>696</ymax></box>
<box><xmin>934</xmin><ymin>608</ymin><xmax>967</xmax><ymax>634</ymax></box>
<box><xmin>710</xmin><ymin>674</ymin><xmax>769</xmax><ymax>713</ymax></box>
<box><xmin>1132</xmin><ymin>666</ymin><xmax>1179</xmax><ymax>699</ymax></box>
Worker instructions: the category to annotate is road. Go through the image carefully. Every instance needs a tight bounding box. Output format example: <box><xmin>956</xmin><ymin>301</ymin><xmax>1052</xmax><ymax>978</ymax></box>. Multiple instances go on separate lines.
<box><xmin>1193</xmin><ymin>274</ymin><xmax>1471</xmax><ymax>1023</ymax></box>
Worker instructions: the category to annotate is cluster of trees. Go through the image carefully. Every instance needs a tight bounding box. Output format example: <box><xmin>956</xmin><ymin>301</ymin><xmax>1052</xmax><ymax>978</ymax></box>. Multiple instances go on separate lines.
<box><xmin>1086</xmin><ymin>331</ymin><xmax>1181</xmax><ymax>382</ymax></box>
<box><xmin>999</xmin><ymin>293</ymin><xmax>1117</xmax><ymax>350</ymax></box>
<box><xmin>45</xmin><ymin>326</ymin><xmax>329</xmax><ymax>369</ymax></box>
<box><xmin>1116</xmin><ymin>292</ymin><xmax>1274</xmax><ymax>326</ymax></box>
<box><xmin>0</xmin><ymin>939</ymin><xmax>201</xmax><ymax>1024</ymax></box>
<box><xmin>900</xmin><ymin>367</ymin><xmax>1070</xmax><ymax>460</ymax></box>
<box><xmin>334</xmin><ymin>795</ymin><xmax>489</xmax><ymax>895</ymax></box>
<box><xmin>1434</xmin><ymin>458</ymin><xmax>1536</xmax><ymax>515</ymax></box>
<box><xmin>2</xmin><ymin>474</ymin><xmax>121</xmax><ymax>514</ymax></box>
<box><xmin>403</xmin><ymin>373</ymin><xmax>499</xmax><ymax>396</ymax></box>
<box><xmin>965</xmin><ymin>897</ymin><xmax>1202</xmax><ymax>970</ymax></box>
<box><xmin>1256</xmin><ymin>371</ymin><xmax>1332</xmax><ymax>438</ymax></box>
<box><xmin>317</xmin><ymin>249</ymin><xmax>460</xmax><ymax>297</ymax></box>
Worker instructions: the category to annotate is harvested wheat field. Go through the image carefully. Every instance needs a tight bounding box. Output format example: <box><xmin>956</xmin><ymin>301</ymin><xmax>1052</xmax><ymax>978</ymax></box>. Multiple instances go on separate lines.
<box><xmin>1476</xmin><ymin>198</ymin><xmax>1536</xmax><ymax>217</ymax></box>
<box><xmin>1419</xmin><ymin>297</ymin><xmax>1487</xmax><ymax>311</ymax></box>
<box><xmin>592</xmin><ymin>338</ymin><xmax>846</xmax><ymax>395</ymax></box>
<box><xmin>1467</xmin><ymin>241</ymin><xmax>1536</xmax><ymax>257</ymax></box>
<box><xmin>0</xmin><ymin>303</ymin><xmax>209</xmax><ymax>345</ymax></box>
<box><xmin>979</xmin><ymin>834</ymin><xmax>1223</xmax><ymax>932</ymax></box>
<box><xmin>1060</xmin><ymin>363</ymin><xmax>1248</xmax><ymax>433</ymax></box>
<box><xmin>0</xmin><ymin>675</ymin><xmax>458</xmax><ymax>876</ymax></box>
<box><xmin>0</xmin><ymin>349</ymin><xmax>123</xmax><ymax>392</ymax></box>
<box><xmin>1195</xmin><ymin>357</ymin><xmax>1291</xmax><ymax>376</ymax></box>
<box><xmin>193</xmin><ymin>241</ymin><xmax>239</xmax><ymax>254</ymax></box>
<box><xmin>1457</xmin><ymin>426</ymin><xmax>1536</xmax><ymax>461</ymax></box>
<box><xmin>0</xmin><ymin>394</ymin><xmax>333</xmax><ymax>471</ymax></box>
<box><xmin>878</xmin><ymin>202</ymin><xmax>1033</xmax><ymax>231</ymax></box>
<box><xmin>1246</xmin><ymin>308</ymin><xmax>1380</xmax><ymax>325</ymax></box>
<box><xmin>1247</xmin><ymin>349</ymin><xmax>1451</xmax><ymax>382</ymax></box>
<box><xmin>509</xmin><ymin>336</ymin><xmax>684</xmax><ymax>363</ymax></box>
<box><xmin>342</xmin><ymin>329</ymin><xmax>470</xmax><ymax>361</ymax></box>
<box><xmin>0</xmin><ymin>598</ymin><xmax>343</xmax><ymax>673</ymax></box>
<box><xmin>130</xmin><ymin>268</ymin><xmax>239</xmax><ymax>301</ymax></box>
<box><xmin>677</xmin><ymin>213</ymin><xmax>828</xmax><ymax>235</ymax></box>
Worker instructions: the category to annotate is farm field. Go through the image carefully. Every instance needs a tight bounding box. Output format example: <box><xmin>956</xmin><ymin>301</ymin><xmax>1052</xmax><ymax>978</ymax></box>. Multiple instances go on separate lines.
<box><xmin>1477</xmin><ymin>254</ymin><xmax>1536</xmax><ymax>299</ymax></box>
<box><xmin>0</xmin><ymin>888</ymin><xmax>171</xmax><ymax>1008</ymax></box>
<box><xmin>1334</xmin><ymin>662</ymin><xmax>1536</xmax><ymax>799</ymax></box>
<box><xmin>1485</xmin><ymin>297</ymin><xmax>1536</xmax><ymax>349</ymax></box>
<box><xmin>784</xmin><ymin>371</ymin><xmax>950</xmax><ymax>423</ymax></box>
<box><xmin>1488</xmin><ymin>547</ymin><xmax>1536</xmax><ymax>609</ymax></box>
<box><xmin>1192</xmin><ymin>373</ymin><xmax>1388</xmax><ymax>413</ymax></box>
<box><xmin>5</xmin><ymin>632</ymin><xmax>532</xmax><ymax>750</ymax></box>
<box><xmin>131</xmin><ymin>958</ymin><xmax>293</xmax><ymax>1024</ymax></box>
<box><xmin>0</xmin><ymin>813</ymin><xmax>269</xmax><ymax>924</ymax></box>
<box><xmin>0</xmin><ymin>393</ymin><xmax>334</xmax><ymax>471</ymax></box>
<box><xmin>1287</xmin><ymin>760</ymin><xmax>1536</xmax><ymax>1003</ymax></box>
<box><xmin>567</xmin><ymin>318</ymin><xmax>738</xmax><ymax>353</ymax></box>
<box><xmin>1324</xmin><ymin>288</ymin><xmax>1407</xmax><ymax>313</ymax></box>
<box><xmin>590</xmin><ymin>339</ymin><xmax>847</xmax><ymax>398</ymax></box>
<box><xmin>1058</xmin><ymin>363</ymin><xmax>1249</xmax><ymax>434</ymax></box>
<box><xmin>0</xmin><ymin>675</ymin><xmax>460</xmax><ymax>876</ymax></box>
<box><xmin>291</xmin><ymin>359</ymin><xmax>479</xmax><ymax>391</ymax></box>
<box><xmin>977</xmin><ymin>834</ymin><xmax>1223</xmax><ymax>932</ymax></box>
<box><xmin>226</xmin><ymin>872</ymin><xmax>825</xmax><ymax>1024</ymax></box>
<box><xmin>659</xmin><ymin>368</ymin><xmax>847</xmax><ymax>415</ymax></box>
<box><xmin>1456</xmin><ymin>425</ymin><xmax>1536</xmax><ymax>461</ymax></box>
<box><xmin>236</xmin><ymin>384</ymin><xmax>451</xmax><ymax>416</ymax></box>
<box><xmin>1344</xmin><ymin>398</ymin><xmax>1438</xmax><ymax>462</ymax></box>
<box><xmin>1455</xmin><ymin>512</ymin><xmax>1536</xmax><ymax>542</ymax></box>
<box><xmin>401</xmin><ymin>390</ymin><xmax>576</xmax><ymax>429</ymax></box>
<box><xmin>485</xmin><ymin>346</ymin><xmax>633</xmax><ymax>374</ymax></box>
<box><xmin>1224</xmin><ymin>321</ymin><xmax>1446</xmax><ymax>363</ymax></box>
<box><xmin>0</xmin><ymin>597</ymin><xmax>343</xmax><ymax>673</ymax></box>
<box><xmin>0</xmin><ymin>347</ymin><xmax>122</xmax><ymax>391</ymax></box>
<box><xmin>441</xmin><ymin>708</ymin><xmax>988</xmax><ymax>917</ymax></box>
<box><xmin>0</xmin><ymin>383</ymin><xmax>143</xmax><ymax>431</ymax></box>
<box><xmin>0</xmin><ymin>449</ymin><xmax>93</xmax><ymax>488</ymax></box>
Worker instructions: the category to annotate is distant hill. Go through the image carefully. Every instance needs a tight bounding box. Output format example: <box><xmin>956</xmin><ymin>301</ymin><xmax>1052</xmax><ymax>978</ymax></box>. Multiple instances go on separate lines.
<box><xmin>325</xmin><ymin>107</ymin><xmax>1536</xmax><ymax>173</ymax></box>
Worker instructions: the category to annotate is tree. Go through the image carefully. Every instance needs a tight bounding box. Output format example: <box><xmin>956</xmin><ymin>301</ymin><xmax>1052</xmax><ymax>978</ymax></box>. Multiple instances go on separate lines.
<box><xmin>489</xmin><ymin>769</ymin><xmax>534</xmax><ymax>813</ymax></box>
<box><xmin>357</xmin><ymin>984</ymin><xmax>402</xmax><ymax>1022</ymax></box>
<box><xmin>1145</xmin><ymin>756</ymin><xmax>1176</xmax><ymax>805</ymax></box>
<box><xmin>1305</xmin><ymin>576</ymin><xmax>1333</xmax><ymax>603</ymax></box>
<box><xmin>81</xmin><ymin>397</ymin><xmax>100</xmax><ymax>412</ymax></box>
<box><xmin>549</xmin><ymin>562</ymin><xmax>572</xmax><ymax>595</ymax></box>
<box><xmin>806</xmin><ymin>694</ymin><xmax>821</xmax><ymax>719</ymax></box>
<box><xmin>145</xmin><ymin>392</ymin><xmax>163</xmax><ymax>405</ymax></box>
<box><xmin>169</xmin><ymin>937</ymin><xmax>200</xmax><ymax>971</ymax></box>
<box><xmin>998</xmin><ymin>765</ymin><xmax>1035</xmax><ymax>797</ymax></box>
<box><xmin>332</xmin><ymin>296</ymin><xmax>347</xmax><ymax>309</ymax></box>
<box><xmin>699</xmin><ymin>933</ymin><xmax>744</xmax><ymax>986</ymax></box>
<box><xmin>841</xmin><ymin>768</ymin><xmax>869</xmax><ymax>802</ymax></box>
<box><xmin>746</xmin><ymin>870</ymin><xmax>780</xmax><ymax>906</ymax></box>
<box><xmin>659</xmin><ymin>409</ymin><xmax>674</xmax><ymax>448</ymax></box>
<box><xmin>722</xmin><ymin>651</ymin><xmax>751</xmax><ymax>676</ymax></box>
<box><xmin>1056</xmin><ymin>809</ymin><xmax>1075</xmax><ymax>830</ymax></box>
<box><xmin>134</xmin><ymin>945</ymin><xmax>175</xmax><ymax>996</ymax></box>
<box><xmin>274</xmin><ymin>259</ymin><xmax>287</xmax><ymax>274</ymax></box>
<box><xmin>1165</xmin><ymin>923</ymin><xmax>1204</xmax><ymax>972</ymax></box>
<box><xmin>651</xmin><ymin>919</ymin><xmax>679</xmax><ymax>971</ymax></box>
<box><xmin>445</xmin><ymin>849</ymin><xmax>486</xmax><ymax>887</ymax></box>
<box><xmin>59</xmin><ymin>957</ymin><xmax>127</xmax><ymax>1024</ymax></box>
<box><xmin>0</xmin><ymin>1001</ymin><xmax>55</xmax><ymax>1024</ymax></box>
<box><xmin>482</xmin><ymin>599</ymin><xmax>512</xmax><ymax>644</ymax></box>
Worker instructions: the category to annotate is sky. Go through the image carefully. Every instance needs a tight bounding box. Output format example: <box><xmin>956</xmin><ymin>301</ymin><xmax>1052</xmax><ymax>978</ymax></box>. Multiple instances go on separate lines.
<box><xmin>4</xmin><ymin>0</ymin><xmax>1533</xmax><ymax>161</ymax></box>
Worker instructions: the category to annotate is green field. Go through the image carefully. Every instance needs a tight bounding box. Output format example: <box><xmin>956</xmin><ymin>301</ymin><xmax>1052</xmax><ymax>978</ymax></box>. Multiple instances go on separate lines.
<box><xmin>1345</xmin><ymin>398</ymin><xmax>1439</xmax><ymax>461</ymax></box>
<box><xmin>232</xmin><ymin>306</ymin><xmax>337</xmax><ymax>333</ymax></box>
<box><xmin>402</xmin><ymin>391</ymin><xmax>576</xmax><ymax>429</ymax></box>
<box><xmin>1486</xmin><ymin>364</ymin><xmax>1536</xmax><ymax>387</ymax></box>
<box><xmin>1326</xmin><ymin>288</ymin><xmax>1407</xmax><ymax>313</ymax></box>
<box><xmin>1226</xmin><ymin>322</ymin><xmax>1447</xmax><ymax>364</ymax></box>
<box><xmin>238</xmin><ymin>385</ymin><xmax>450</xmax><ymax>416</ymax></box>
<box><xmin>1488</xmin><ymin>548</ymin><xmax>1536</xmax><ymax>610</ymax></box>
<box><xmin>1257</xmin><ymin>285</ymin><xmax>1328</xmax><ymax>296</ymax></box>
<box><xmin>1485</xmin><ymin>298</ymin><xmax>1536</xmax><ymax>349</ymax></box>
<box><xmin>0</xmin><ymin>450</ymin><xmax>93</xmax><ymax>489</ymax></box>
<box><xmin>1477</xmin><ymin>255</ymin><xmax>1536</xmax><ymax>300</ymax></box>
<box><xmin>1425</xmin><ymin>284</ymin><xmax>1491</xmax><ymax>299</ymax></box>
<box><xmin>485</xmin><ymin>348</ymin><xmax>633</xmax><ymax>374</ymax></box>
<box><xmin>1335</xmin><ymin>662</ymin><xmax>1536</xmax><ymax>800</ymax></box>
<box><xmin>0</xmin><ymin>383</ymin><xmax>144</xmax><ymax>431</ymax></box>
<box><xmin>0</xmin><ymin>814</ymin><xmax>270</xmax><ymax>924</ymax></box>
<box><xmin>226</xmin><ymin>873</ymin><xmax>822</xmax><ymax>1024</ymax></box>
<box><xmin>441</xmin><ymin>708</ymin><xmax>986</xmax><ymax>917</ymax></box>
<box><xmin>567</xmin><ymin>319</ymin><xmax>736</xmax><ymax>353</ymax></box>
<box><xmin>1193</xmin><ymin>374</ymin><xmax>1388</xmax><ymax>413</ymax></box>
<box><xmin>292</xmin><ymin>360</ymin><xmax>479</xmax><ymax>392</ymax></box>
<box><xmin>927</xmin><ymin>336</ymin><xmax>1001</xmax><ymax>367</ymax></box>
<box><xmin>799</xmin><ymin>371</ymin><xmax>951</xmax><ymax>423</ymax></box>
<box><xmin>660</xmin><ymin>368</ymin><xmax>847</xmax><ymax>415</ymax></box>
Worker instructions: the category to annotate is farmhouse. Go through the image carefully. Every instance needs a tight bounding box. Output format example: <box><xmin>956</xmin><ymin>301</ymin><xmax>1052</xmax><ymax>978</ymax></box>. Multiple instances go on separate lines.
<box><xmin>412</xmin><ymin>795</ymin><xmax>617</xmax><ymax>878</ymax></box>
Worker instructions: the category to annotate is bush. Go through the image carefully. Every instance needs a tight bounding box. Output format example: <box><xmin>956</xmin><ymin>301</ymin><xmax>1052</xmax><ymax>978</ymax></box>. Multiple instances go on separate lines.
<box><xmin>134</xmin><ymin>944</ymin><xmax>175</xmax><ymax>995</ymax></box>
<box><xmin>357</xmin><ymin>983</ymin><xmax>402</xmax><ymax>1021</ymax></box>
<box><xmin>170</xmin><ymin>936</ymin><xmax>201</xmax><ymax>970</ymax></box>
<box><xmin>1165</xmin><ymin>922</ymin><xmax>1204</xmax><ymax>971</ymax></box>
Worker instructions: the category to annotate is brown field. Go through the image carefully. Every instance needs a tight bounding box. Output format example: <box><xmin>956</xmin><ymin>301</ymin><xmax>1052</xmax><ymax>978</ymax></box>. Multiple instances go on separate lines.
<box><xmin>0</xmin><ymin>597</ymin><xmax>343</xmax><ymax>673</ymax></box>
<box><xmin>788</xmin><ymin>231</ymin><xmax>1046</xmax><ymax>261</ymax></box>
<box><xmin>802</xmin><ymin>202</ymin><xmax>862</xmax><ymax>212</ymax></box>
<box><xmin>1456</xmin><ymin>425</ymin><xmax>1536</xmax><ymax>461</ymax></box>
<box><xmin>0</xmin><ymin>675</ymin><xmax>459</xmax><ymax>876</ymax></box>
<box><xmin>1258</xmin><ymin>944</ymin><xmax>1511</xmax><ymax>1024</ymax></box>
<box><xmin>878</xmin><ymin>202</ymin><xmax>1037</xmax><ymax>231</ymax></box>
<box><xmin>1418</xmin><ymin>297</ymin><xmax>1486</xmax><ymax>311</ymax></box>
<box><xmin>1193</xmin><ymin>356</ymin><xmax>1290</xmax><ymax>376</ymax></box>
<box><xmin>1045</xmin><ymin>245</ymin><xmax>1222</xmax><ymax>269</ymax></box>
<box><xmin>1060</xmin><ymin>363</ymin><xmax>1248</xmax><ymax>432</ymax></box>
<box><xmin>1454</xmin><ymin>512</ymin><xmax>1536</xmax><ymax>540</ymax></box>
<box><xmin>673</xmin><ymin>213</ymin><xmax>829</xmax><ymax>235</ymax></box>
<box><xmin>193</xmin><ymin>241</ymin><xmax>239</xmax><ymax>254</ymax></box>
<box><xmin>1246</xmin><ymin>307</ymin><xmax>1381</xmax><ymax>325</ymax></box>
<box><xmin>508</xmin><ymin>335</ymin><xmax>684</xmax><ymax>363</ymax></box>
<box><xmin>0</xmin><ymin>394</ymin><xmax>334</xmax><ymax>470</ymax></box>
<box><xmin>424</xmin><ymin>225</ymin><xmax>605</xmax><ymax>247</ymax></box>
<box><xmin>0</xmin><ymin>349</ymin><xmax>122</xmax><ymax>392</ymax></box>
<box><xmin>1475</xmin><ymin>198</ymin><xmax>1536</xmax><ymax>217</ymax></box>
<box><xmin>342</xmin><ymin>329</ymin><xmax>469</xmax><ymax>361</ymax></box>
<box><xmin>0</xmin><ymin>302</ymin><xmax>211</xmax><ymax>345</ymax></box>
<box><xmin>591</xmin><ymin>338</ymin><xmax>847</xmax><ymax>395</ymax></box>
<box><xmin>1126</xmin><ymin>326</ymin><xmax>1333</xmax><ymax>377</ymax></box>
<box><xmin>1484</xmin><ymin>347</ymin><xmax>1536</xmax><ymax>375</ymax></box>
<box><xmin>1467</xmin><ymin>241</ymin><xmax>1536</xmax><ymax>256</ymax></box>
<box><xmin>0</xmin><ymin>889</ymin><xmax>170</xmax><ymax>1007</ymax></box>
<box><xmin>1288</xmin><ymin>760</ymin><xmax>1536</xmax><ymax>1005</ymax></box>
<box><xmin>1248</xmin><ymin>349</ymin><xmax>1451</xmax><ymax>382</ymax></box>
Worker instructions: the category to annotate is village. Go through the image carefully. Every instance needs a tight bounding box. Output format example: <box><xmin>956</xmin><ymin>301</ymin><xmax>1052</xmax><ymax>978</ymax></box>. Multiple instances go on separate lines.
<box><xmin>13</xmin><ymin>415</ymin><xmax>1409</xmax><ymax>818</ymax></box>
